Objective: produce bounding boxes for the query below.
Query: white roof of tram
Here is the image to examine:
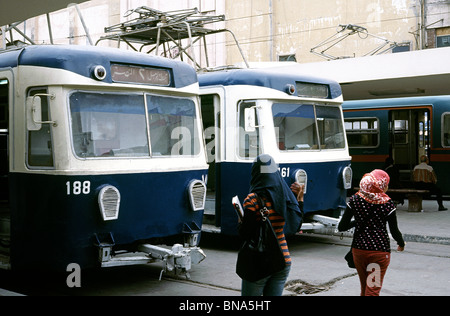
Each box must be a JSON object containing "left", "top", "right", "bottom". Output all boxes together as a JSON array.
[
  {"left": 0, "top": 0, "right": 88, "bottom": 26},
  {"left": 251, "top": 47, "right": 450, "bottom": 101}
]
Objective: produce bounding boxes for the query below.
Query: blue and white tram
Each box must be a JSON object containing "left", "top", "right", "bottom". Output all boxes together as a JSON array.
[
  {"left": 0, "top": 45, "right": 208, "bottom": 272},
  {"left": 198, "top": 68, "right": 352, "bottom": 235}
]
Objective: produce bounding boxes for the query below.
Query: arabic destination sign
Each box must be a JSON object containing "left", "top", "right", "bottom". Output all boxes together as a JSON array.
[{"left": 111, "top": 64, "right": 171, "bottom": 86}]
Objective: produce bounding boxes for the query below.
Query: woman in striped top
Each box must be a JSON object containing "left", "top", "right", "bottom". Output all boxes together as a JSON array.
[{"left": 239, "top": 154, "right": 304, "bottom": 296}]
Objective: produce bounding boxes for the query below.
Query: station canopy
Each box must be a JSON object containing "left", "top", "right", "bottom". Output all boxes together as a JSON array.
[
  {"left": 0, "top": 0, "right": 88, "bottom": 25},
  {"left": 277, "top": 47, "right": 450, "bottom": 101}
]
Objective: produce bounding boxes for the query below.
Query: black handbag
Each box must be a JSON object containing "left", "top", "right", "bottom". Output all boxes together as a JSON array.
[
  {"left": 236, "top": 194, "right": 286, "bottom": 282},
  {"left": 343, "top": 204, "right": 379, "bottom": 269},
  {"left": 344, "top": 249, "right": 355, "bottom": 269}
]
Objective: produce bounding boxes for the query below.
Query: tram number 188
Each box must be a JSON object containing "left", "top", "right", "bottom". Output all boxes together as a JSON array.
[{"left": 66, "top": 181, "right": 91, "bottom": 195}]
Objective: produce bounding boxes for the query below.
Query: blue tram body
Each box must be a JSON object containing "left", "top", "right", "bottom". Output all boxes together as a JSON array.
[
  {"left": 9, "top": 171, "right": 206, "bottom": 271},
  {"left": 198, "top": 68, "right": 352, "bottom": 235},
  {"left": 343, "top": 96, "right": 450, "bottom": 195},
  {"left": 0, "top": 45, "right": 208, "bottom": 271},
  {"left": 215, "top": 161, "right": 350, "bottom": 236}
]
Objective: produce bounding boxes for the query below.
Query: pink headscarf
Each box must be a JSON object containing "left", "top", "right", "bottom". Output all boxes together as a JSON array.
[{"left": 356, "top": 169, "right": 391, "bottom": 204}]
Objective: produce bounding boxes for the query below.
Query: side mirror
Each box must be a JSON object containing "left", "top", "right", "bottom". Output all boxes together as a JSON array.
[
  {"left": 26, "top": 94, "right": 57, "bottom": 131},
  {"left": 244, "top": 107, "right": 256, "bottom": 132},
  {"left": 26, "top": 95, "right": 42, "bottom": 131}
]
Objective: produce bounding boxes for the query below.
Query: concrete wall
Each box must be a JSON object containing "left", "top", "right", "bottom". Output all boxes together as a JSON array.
[
  {"left": 225, "top": 0, "right": 422, "bottom": 64},
  {"left": 3, "top": 0, "right": 450, "bottom": 67}
]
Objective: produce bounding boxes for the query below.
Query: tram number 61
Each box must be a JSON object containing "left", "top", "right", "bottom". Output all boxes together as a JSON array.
[
  {"left": 66, "top": 181, "right": 91, "bottom": 195},
  {"left": 279, "top": 167, "right": 290, "bottom": 178}
]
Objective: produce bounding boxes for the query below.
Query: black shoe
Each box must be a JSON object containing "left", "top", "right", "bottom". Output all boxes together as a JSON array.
[{"left": 438, "top": 206, "right": 448, "bottom": 211}]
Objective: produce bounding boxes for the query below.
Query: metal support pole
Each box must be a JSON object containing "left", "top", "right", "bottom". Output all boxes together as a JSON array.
[
  {"left": 74, "top": 4, "right": 93, "bottom": 45},
  {"left": 46, "top": 13, "right": 54, "bottom": 44},
  {"left": 226, "top": 29, "right": 249, "bottom": 68},
  {"left": 155, "top": 26, "right": 161, "bottom": 56},
  {"left": 1, "top": 26, "right": 5, "bottom": 50},
  {"left": 9, "top": 22, "right": 36, "bottom": 45},
  {"left": 184, "top": 21, "right": 197, "bottom": 69}
]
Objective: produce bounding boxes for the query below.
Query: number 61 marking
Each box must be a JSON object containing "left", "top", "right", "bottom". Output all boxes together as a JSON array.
[{"left": 66, "top": 181, "right": 91, "bottom": 195}]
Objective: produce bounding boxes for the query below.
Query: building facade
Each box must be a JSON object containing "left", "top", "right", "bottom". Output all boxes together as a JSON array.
[
  {"left": 1, "top": 0, "right": 449, "bottom": 67},
  {"left": 225, "top": 0, "right": 450, "bottom": 64}
]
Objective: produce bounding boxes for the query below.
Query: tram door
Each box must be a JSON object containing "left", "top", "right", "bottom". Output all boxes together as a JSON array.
[
  {"left": 0, "top": 78, "right": 9, "bottom": 252},
  {"left": 0, "top": 79, "right": 8, "bottom": 203},
  {"left": 200, "top": 94, "right": 221, "bottom": 224},
  {"left": 389, "top": 108, "right": 430, "bottom": 181}
]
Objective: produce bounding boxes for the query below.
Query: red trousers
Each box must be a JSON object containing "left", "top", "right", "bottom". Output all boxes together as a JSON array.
[{"left": 352, "top": 248, "right": 391, "bottom": 296}]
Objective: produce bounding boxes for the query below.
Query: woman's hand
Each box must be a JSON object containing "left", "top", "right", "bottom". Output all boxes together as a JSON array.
[{"left": 290, "top": 182, "right": 304, "bottom": 202}]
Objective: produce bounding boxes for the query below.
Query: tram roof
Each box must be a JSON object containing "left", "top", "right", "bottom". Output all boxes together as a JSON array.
[
  {"left": 342, "top": 95, "right": 450, "bottom": 115},
  {"left": 0, "top": 1, "right": 88, "bottom": 26},
  {"left": 277, "top": 47, "right": 450, "bottom": 101},
  {"left": 0, "top": 45, "right": 198, "bottom": 88},
  {"left": 198, "top": 68, "right": 342, "bottom": 100}
]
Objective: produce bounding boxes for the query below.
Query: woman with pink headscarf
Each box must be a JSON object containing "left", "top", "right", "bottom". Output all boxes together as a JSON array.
[{"left": 338, "top": 169, "right": 405, "bottom": 296}]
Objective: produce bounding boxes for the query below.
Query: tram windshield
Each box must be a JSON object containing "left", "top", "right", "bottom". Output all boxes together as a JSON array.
[
  {"left": 273, "top": 103, "right": 345, "bottom": 150},
  {"left": 69, "top": 91, "right": 200, "bottom": 158}
]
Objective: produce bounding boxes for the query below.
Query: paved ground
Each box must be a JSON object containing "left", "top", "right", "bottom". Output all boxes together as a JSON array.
[
  {"left": 395, "top": 199, "right": 450, "bottom": 242},
  {"left": 1, "top": 199, "right": 449, "bottom": 296},
  {"left": 290, "top": 199, "right": 450, "bottom": 296}
]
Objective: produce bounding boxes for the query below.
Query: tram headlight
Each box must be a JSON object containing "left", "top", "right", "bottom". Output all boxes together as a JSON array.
[
  {"left": 92, "top": 65, "right": 107, "bottom": 81},
  {"left": 285, "top": 84, "right": 296, "bottom": 95},
  {"left": 188, "top": 180, "right": 207, "bottom": 211},
  {"left": 294, "top": 169, "right": 308, "bottom": 194},
  {"left": 98, "top": 185, "right": 121, "bottom": 221},
  {"left": 342, "top": 166, "right": 353, "bottom": 190}
]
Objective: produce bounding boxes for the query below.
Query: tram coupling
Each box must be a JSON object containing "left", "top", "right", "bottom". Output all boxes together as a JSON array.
[
  {"left": 138, "top": 244, "right": 206, "bottom": 279},
  {"left": 97, "top": 242, "right": 206, "bottom": 278},
  {"left": 300, "top": 214, "right": 344, "bottom": 236},
  {"left": 95, "top": 232, "right": 206, "bottom": 279}
]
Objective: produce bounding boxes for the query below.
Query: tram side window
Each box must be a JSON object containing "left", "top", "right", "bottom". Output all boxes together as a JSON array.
[
  {"left": 393, "top": 119, "right": 409, "bottom": 144},
  {"left": 28, "top": 89, "right": 54, "bottom": 167},
  {"left": 146, "top": 95, "right": 200, "bottom": 156},
  {"left": 70, "top": 92, "right": 149, "bottom": 158},
  {"left": 272, "top": 103, "right": 318, "bottom": 150},
  {"left": 443, "top": 113, "right": 450, "bottom": 147},
  {"left": 238, "top": 102, "right": 260, "bottom": 158},
  {"left": 344, "top": 118, "right": 379, "bottom": 148},
  {"left": 315, "top": 106, "right": 345, "bottom": 149}
]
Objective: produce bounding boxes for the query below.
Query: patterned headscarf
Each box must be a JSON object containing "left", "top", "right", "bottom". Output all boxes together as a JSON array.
[{"left": 356, "top": 169, "right": 391, "bottom": 204}]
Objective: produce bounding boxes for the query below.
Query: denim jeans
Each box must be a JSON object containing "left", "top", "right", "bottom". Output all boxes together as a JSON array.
[{"left": 241, "top": 265, "right": 291, "bottom": 296}]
